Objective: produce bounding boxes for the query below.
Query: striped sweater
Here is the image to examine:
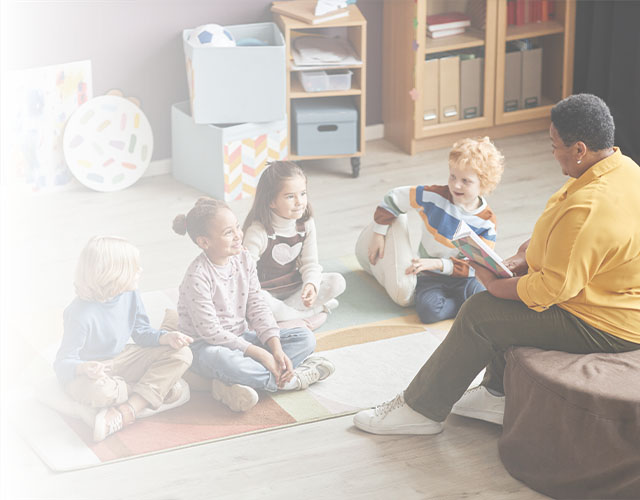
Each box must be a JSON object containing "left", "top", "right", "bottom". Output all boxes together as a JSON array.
[{"left": 373, "top": 185, "right": 498, "bottom": 277}]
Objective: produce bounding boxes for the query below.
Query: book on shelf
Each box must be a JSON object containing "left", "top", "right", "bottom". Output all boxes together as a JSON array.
[
  {"left": 427, "top": 27, "right": 466, "bottom": 39},
  {"left": 271, "top": 1, "right": 349, "bottom": 25},
  {"left": 426, "top": 12, "right": 471, "bottom": 32},
  {"left": 451, "top": 221, "right": 513, "bottom": 278}
]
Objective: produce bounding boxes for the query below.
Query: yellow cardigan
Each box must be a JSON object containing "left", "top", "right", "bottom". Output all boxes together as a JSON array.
[{"left": 517, "top": 149, "right": 640, "bottom": 344}]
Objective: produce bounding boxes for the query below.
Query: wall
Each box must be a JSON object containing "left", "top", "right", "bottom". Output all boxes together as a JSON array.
[{"left": 3, "top": 0, "right": 383, "bottom": 161}]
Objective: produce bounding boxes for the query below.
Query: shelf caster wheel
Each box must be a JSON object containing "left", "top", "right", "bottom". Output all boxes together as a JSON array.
[{"left": 350, "top": 157, "right": 361, "bottom": 178}]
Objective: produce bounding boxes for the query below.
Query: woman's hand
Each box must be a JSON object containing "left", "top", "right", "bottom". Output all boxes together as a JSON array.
[
  {"left": 405, "top": 258, "right": 443, "bottom": 275},
  {"left": 159, "top": 331, "right": 194, "bottom": 349},
  {"left": 301, "top": 283, "right": 317, "bottom": 308},
  {"left": 470, "top": 262, "right": 522, "bottom": 301},
  {"left": 368, "top": 233, "right": 386, "bottom": 265},
  {"left": 469, "top": 262, "right": 499, "bottom": 288},
  {"left": 504, "top": 239, "right": 530, "bottom": 277},
  {"left": 76, "top": 360, "right": 112, "bottom": 380}
]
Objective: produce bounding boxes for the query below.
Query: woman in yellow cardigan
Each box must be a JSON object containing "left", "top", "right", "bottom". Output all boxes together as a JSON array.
[{"left": 354, "top": 93, "right": 640, "bottom": 435}]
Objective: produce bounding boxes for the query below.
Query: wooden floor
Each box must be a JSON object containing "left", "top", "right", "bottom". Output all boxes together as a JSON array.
[{"left": 2, "top": 131, "right": 564, "bottom": 499}]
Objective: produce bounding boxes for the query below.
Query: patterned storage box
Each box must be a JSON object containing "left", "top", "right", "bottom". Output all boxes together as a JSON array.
[{"left": 171, "top": 101, "right": 287, "bottom": 201}]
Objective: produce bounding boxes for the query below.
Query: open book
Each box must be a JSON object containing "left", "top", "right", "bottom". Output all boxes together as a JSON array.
[{"left": 451, "top": 221, "right": 513, "bottom": 278}]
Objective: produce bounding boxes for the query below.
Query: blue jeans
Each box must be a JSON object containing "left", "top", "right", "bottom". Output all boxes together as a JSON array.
[
  {"left": 415, "top": 273, "right": 485, "bottom": 324},
  {"left": 189, "top": 327, "right": 315, "bottom": 392}
]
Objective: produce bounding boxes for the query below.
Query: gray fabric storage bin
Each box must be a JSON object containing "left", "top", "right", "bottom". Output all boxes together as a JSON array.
[
  {"left": 292, "top": 97, "right": 358, "bottom": 156},
  {"left": 183, "top": 22, "right": 286, "bottom": 124}
]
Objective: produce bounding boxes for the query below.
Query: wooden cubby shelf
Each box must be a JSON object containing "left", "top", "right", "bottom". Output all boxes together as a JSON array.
[{"left": 383, "top": 0, "right": 575, "bottom": 155}]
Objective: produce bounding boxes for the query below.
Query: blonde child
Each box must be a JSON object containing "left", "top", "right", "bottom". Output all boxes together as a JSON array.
[
  {"left": 173, "top": 197, "right": 335, "bottom": 413},
  {"left": 242, "top": 161, "right": 346, "bottom": 330},
  {"left": 355, "top": 137, "right": 505, "bottom": 323},
  {"left": 54, "top": 236, "right": 194, "bottom": 442}
]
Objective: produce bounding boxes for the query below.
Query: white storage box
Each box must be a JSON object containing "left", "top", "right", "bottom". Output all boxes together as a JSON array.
[
  {"left": 297, "top": 69, "right": 353, "bottom": 92},
  {"left": 183, "top": 22, "right": 286, "bottom": 124},
  {"left": 171, "top": 101, "right": 288, "bottom": 201},
  {"left": 292, "top": 97, "right": 358, "bottom": 156}
]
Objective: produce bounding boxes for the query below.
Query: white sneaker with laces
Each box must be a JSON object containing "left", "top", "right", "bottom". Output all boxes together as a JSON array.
[
  {"left": 299, "top": 356, "right": 335, "bottom": 381},
  {"left": 353, "top": 393, "right": 444, "bottom": 435},
  {"left": 450, "top": 385, "right": 505, "bottom": 425}
]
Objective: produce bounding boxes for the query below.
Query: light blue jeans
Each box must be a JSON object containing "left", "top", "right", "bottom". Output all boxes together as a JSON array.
[{"left": 189, "top": 327, "right": 315, "bottom": 392}]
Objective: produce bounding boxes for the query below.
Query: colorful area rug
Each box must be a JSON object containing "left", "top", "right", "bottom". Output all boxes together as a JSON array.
[
  {"left": 14, "top": 256, "right": 456, "bottom": 471},
  {"left": 17, "top": 329, "right": 454, "bottom": 472}
]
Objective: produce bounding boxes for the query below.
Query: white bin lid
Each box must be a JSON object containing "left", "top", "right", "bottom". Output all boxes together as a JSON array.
[{"left": 293, "top": 97, "right": 357, "bottom": 124}]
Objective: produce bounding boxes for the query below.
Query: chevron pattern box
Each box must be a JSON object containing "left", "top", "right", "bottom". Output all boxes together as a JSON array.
[{"left": 171, "top": 101, "right": 287, "bottom": 201}]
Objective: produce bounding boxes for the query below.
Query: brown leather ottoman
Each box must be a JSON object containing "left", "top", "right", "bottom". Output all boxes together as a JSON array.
[{"left": 498, "top": 347, "right": 640, "bottom": 499}]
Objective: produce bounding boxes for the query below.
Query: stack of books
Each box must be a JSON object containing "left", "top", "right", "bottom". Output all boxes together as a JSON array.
[
  {"left": 427, "top": 12, "right": 471, "bottom": 39},
  {"left": 507, "top": 0, "right": 555, "bottom": 27},
  {"left": 271, "top": 1, "right": 351, "bottom": 25}
]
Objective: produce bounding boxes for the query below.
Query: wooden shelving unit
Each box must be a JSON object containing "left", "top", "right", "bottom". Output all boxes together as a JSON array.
[
  {"left": 382, "top": 0, "right": 575, "bottom": 155},
  {"left": 273, "top": 4, "right": 367, "bottom": 177}
]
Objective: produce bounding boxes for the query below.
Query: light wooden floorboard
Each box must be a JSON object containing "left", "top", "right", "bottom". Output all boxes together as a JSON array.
[{"left": 1, "top": 131, "right": 563, "bottom": 499}]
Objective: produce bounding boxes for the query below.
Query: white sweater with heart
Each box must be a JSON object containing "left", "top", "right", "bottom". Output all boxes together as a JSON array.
[{"left": 243, "top": 212, "right": 323, "bottom": 292}]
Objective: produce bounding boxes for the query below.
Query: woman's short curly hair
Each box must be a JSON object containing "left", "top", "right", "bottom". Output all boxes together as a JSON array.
[
  {"left": 550, "top": 93, "right": 614, "bottom": 151},
  {"left": 449, "top": 136, "right": 505, "bottom": 194}
]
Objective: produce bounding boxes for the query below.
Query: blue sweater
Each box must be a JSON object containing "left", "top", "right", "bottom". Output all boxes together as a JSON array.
[{"left": 54, "top": 290, "right": 165, "bottom": 384}]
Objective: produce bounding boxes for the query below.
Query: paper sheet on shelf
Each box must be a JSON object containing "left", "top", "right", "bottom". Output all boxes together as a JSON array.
[{"left": 292, "top": 36, "right": 362, "bottom": 67}]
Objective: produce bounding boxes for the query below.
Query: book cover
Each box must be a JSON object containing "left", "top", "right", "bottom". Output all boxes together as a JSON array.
[
  {"left": 427, "top": 27, "right": 466, "bottom": 39},
  {"left": 451, "top": 221, "right": 513, "bottom": 278},
  {"left": 426, "top": 12, "right": 471, "bottom": 32},
  {"left": 271, "top": 1, "right": 349, "bottom": 25}
]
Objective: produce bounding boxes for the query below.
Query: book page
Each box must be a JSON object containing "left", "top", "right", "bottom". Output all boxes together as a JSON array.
[{"left": 451, "top": 221, "right": 513, "bottom": 278}]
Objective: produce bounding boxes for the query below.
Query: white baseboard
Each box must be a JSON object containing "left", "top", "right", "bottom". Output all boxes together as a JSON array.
[
  {"left": 144, "top": 158, "right": 172, "bottom": 177},
  {"left": 144, "top": 123, "right": 385, "bottom": 178},
  {"left": 364, "top": 123, "right": 385, "bottom": 141}
]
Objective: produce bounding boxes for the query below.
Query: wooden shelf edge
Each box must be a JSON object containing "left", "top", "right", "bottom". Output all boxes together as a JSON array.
[
  {"left": 506, "top": 20, "right": 564, "bottom": 41},
  {"left": 289, "top": 151, "right": 363, "bottom": 161}
]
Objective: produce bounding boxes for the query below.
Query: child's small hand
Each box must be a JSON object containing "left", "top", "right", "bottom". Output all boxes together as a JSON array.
[
  {"left": 272, "top": 349, "right": 294, "bottom": 387},
  {"left": 77, "top": 361, "right": 111, "bottom": 380},
  {"left": 301, "top": 283, "right": 317, "bottom": 308},
  {"left": 160, "top": 331, "right": 194, "bottom": 349},
  {"left": 368, "top": 233, "right": 386, "bottom": 265},
  {"left": 405, "top": 258, "right": 443, "bottom": 275}
]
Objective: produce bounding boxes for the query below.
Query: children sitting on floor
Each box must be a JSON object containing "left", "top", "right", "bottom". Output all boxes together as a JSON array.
[
  {"left": 242, "top": 161, "right": 346, "bottom": 331},
  {"left": 53, "top": 236, "right": 194, "bottom": 442},
  {"left": 355, "top": 137, "right": 505, "bottom": 323},
  {"left": 172, "top": 197, "right": 335, "bottom": 413}
]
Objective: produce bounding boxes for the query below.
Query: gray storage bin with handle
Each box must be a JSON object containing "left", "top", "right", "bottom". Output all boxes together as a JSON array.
[{"left": 292, "top": 97, "right": 358, "bottom": 156}]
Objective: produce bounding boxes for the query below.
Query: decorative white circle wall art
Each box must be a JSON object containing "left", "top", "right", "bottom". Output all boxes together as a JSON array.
[{"left": 63, "top": 95, "right": 153, "bottom": 192}]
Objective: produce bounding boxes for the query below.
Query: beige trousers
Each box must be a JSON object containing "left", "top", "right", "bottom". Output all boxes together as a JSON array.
[{"left": 65, "top": 344, "right": 192, "bottom": 409}]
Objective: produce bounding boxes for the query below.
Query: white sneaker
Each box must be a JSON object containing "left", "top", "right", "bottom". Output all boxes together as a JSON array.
[
  {"left": 299, "top": 356, "right": 335, "bottom": 381},
  {"left": 136, "top": 378, "right": 191, "bottom": 419},
  {"left": 451, "top": 385, "right": 505, "bottom": 425},
  {"left": 322, "top": 299, "right": 339, "bottom": 313},
  {"left": 353, "top": 393, "right": 444, "bottom": 435},
  {"left": 211, "top": 379, "right": 259, "bottom": 412}
]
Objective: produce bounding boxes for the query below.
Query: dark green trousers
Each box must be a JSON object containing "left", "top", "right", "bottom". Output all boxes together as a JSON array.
[{"left": 404, "top": 291, "right": 640, "bottom": 422}]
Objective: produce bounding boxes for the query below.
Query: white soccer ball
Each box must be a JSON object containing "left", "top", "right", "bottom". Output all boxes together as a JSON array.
[{"left": 188, "top": 24, "right": 235, "bottom": 47}]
